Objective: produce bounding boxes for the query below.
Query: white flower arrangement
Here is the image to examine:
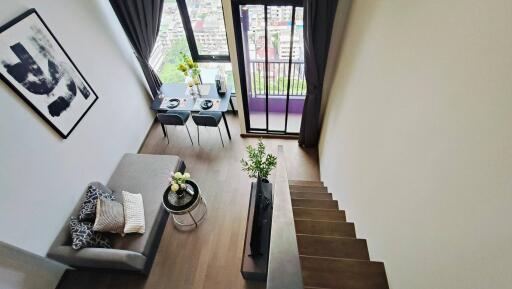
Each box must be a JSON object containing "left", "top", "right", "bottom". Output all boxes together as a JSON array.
[{"left": 169, "top": 171, "right": 191, "bottom": 192}]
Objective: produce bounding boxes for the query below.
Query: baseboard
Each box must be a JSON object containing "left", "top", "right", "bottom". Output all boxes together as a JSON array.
[
  {"left": 240, "top": 133, "right": 299, "bottom": 140},
  {"left": 138, "top": 117, "right": 157, "bottom": 153}
]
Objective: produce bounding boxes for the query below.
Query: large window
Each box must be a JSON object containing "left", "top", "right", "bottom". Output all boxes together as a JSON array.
[
  {"left": 150, "top": 0, "right": 191, "bottom": 83},
  {"left": 150, "top": 0, "right": 234, "bottom": 91},
  {"left": 178, "top": 0, "right": 230, "bottom": 61}
]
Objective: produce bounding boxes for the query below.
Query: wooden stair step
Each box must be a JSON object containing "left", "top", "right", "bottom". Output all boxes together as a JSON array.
[
  {"left": 292, "top": 199, "right": 338, "bottom": 210},
  {"left": 295, "top": 220, "right": 356, "bottom": 238},
  {"left": 289, "top": 180, "right": 324, "bottom": 187},
  {"left": 300, "top": 256, "right": 389, "bottom": 289},
  {"left": 291, "top": 192, "right": 333, "bottom": 200},
  {"left": 289, "top": 185, "right": 329, "bottom": 193},
  {"left": 293, "top": 208, "right": 346, "bottom": 222},
  {"left": 297, "top": 234, "right": 369, "bottom": 260}
]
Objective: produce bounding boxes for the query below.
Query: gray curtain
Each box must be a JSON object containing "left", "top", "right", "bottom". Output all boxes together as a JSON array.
[
  {"left": 299, "top": 0, "right": 339, "bottom": 147},
  {"left": 110, "top": 0, "right": 164, "bottom": 99}
]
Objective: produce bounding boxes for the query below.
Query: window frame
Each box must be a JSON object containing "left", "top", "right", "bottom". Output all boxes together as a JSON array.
[{"left": 176, "top": 0, "right": 231, "bottom": 62}]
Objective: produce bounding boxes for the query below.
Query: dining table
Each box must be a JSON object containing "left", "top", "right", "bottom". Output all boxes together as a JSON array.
[{"left": 151, "top": 83, "right": 232, "bottom": 140}]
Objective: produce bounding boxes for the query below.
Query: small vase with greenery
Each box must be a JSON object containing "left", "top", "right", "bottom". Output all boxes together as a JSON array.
[
  {"left": 240, "top": 139, "right": 277, "bottom": 183},
  {"left": 169, "top": 171, "right": 192, "bottom": 198},
  {"left": 177, "top": 52, "right": 201, "bottom": 96}
]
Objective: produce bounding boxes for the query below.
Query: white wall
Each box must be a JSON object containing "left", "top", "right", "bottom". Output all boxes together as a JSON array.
[
  {"left": 320, "top": 0, "right": 352, "bottom": 121},
  {"left": 319, "top": 1, "right": 512, "bottom": 289},
  {"left": 0, "top": 0, "right": 154, "bottom": 256}
]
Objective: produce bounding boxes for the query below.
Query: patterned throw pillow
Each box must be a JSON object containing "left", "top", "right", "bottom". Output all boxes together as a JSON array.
[
  {"left": 69, "top": 217, "right": 111, "bottom": 250},
  {"left": 78, "top": 183, "right": 115, "bottom": 221},
  {"left": 93, "top": 198, "right": 125, "bottom": 234}
]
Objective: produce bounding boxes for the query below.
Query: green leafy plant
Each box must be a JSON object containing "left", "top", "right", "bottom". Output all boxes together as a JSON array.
[{"left": 240, "top": 140, "right": 277, "bottom": 180}]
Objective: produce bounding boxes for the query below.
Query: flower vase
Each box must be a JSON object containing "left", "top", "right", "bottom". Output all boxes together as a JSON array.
[
  {"left": 187, "top": 86, "right": 198, "bottom": 99},
  {"left": 196, "top": 84, "right": 201, "bottom": 97},
  {"left": 185, "top": 76, "right": 196, "bottom": 97},
  {"left": 188, "top": 86, "right": 198, "bottom": 97}
]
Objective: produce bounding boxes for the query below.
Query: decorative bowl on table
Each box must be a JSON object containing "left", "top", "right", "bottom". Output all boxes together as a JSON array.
[
  {"left": 200, "top": 99, "right": 213, "bottom": 110},
  {"left": 167, "top": 98, "right": 180, "bottom": 109}
]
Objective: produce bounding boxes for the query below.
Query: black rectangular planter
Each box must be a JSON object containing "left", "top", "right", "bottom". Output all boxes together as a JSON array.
[{"left": 241, "top": 181, "right": 273, "bottom": 281}]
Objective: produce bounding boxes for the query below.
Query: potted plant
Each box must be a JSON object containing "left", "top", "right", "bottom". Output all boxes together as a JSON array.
[
  {"left": 240, "top": 139, "right": 276, "bottom": 259},
  {"left": 177, "top": 52, "right": 201, "bottom": 96},
  {"left": 169, "top": 171, "right": 193, "bottom": 198},
  {"left": 240, "top": 139, "right": 277, "bottom": 183}
]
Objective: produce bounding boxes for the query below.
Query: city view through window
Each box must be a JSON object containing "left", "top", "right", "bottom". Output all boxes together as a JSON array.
[
  {"left": 236, "top": 5, "right": 306, "bottom": 133},
  {"left": 241, "top": 5, "right": 306, "bottom": 98},
  {"left": 150, "top": 0, "right": 306, "bottom": 100},
  {"left": 149, "top": 0, "right": 234, "bottom": 89}
]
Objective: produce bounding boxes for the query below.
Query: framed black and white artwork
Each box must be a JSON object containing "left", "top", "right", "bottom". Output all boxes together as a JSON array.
[{"left": 0, "top": 9, "right": 98, "bottom": 139}]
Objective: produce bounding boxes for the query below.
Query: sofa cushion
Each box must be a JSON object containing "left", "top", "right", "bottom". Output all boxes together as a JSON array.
[
  {"left": 93, "top": 198, "right": 125, "bottom": 234},
  {"left": 107, "top": 154, "right": 181, "bottom": 255},
  {"left": 78, "top": 183, "right": 115, "bottom": 221},
  {"left": 122, "top": 191, "right": 145, "bottom": 234},
  {"left": 70, "top": 217, "right": 111, "bottom": 250}
]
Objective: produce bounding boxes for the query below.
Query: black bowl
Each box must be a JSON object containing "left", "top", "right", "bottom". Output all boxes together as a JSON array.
[
  {"left": 167, "top": 98, "right": 180, "bottom": 109},
  {"left": 201, "top": 99, "right": 213, "bottom": 110}
]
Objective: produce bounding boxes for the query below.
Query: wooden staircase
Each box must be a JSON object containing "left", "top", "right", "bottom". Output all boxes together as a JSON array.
[{"left": 289, "top": 180, "right": 389, "bottom": 289}]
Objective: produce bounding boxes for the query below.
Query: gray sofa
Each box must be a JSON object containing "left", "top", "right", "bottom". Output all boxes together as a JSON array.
[{"left": 47, "top": 153, "right": 185, "bottom": 274}]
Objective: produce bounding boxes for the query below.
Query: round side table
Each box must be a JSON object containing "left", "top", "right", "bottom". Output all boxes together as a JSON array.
[{"left": 162, "top": 180, "right": 207, "bottom": 231}]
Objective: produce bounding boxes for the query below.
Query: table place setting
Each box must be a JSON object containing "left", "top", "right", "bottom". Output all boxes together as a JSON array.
[
  {"left": 160, "top": 97, "right": 189, "bottom": 109},
  {"left": 159, "top": 96, "right": 220, "bottom": 111},
  {"left": 193, "top": 98, "right": 220, "bottom": 111}
]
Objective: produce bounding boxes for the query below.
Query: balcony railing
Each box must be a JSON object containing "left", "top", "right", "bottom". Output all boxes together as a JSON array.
[{"left": 249, "top": 60, "right": 306, "bottom": 98}]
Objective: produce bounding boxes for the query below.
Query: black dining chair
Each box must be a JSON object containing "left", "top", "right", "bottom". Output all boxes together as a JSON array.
[
  {"left": 157, "top": 111, "right": 193, "bottom": 145},
  {"left": 191, "top": 111, "right": 224, "bottom": 147}
]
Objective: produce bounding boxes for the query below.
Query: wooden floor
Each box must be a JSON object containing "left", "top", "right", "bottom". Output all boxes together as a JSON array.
[{"left": 57, "top": 113, "right": 319, "bottom": 289}]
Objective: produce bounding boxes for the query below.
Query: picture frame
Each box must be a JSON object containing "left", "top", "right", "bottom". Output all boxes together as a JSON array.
[{"left": 0, "top": 8, "right": 98, "bottom": 139}]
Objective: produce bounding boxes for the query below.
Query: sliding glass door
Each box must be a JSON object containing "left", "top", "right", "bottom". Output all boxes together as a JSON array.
[{"left": 233, "top": 0, "right": 305, "bottom": 135}]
